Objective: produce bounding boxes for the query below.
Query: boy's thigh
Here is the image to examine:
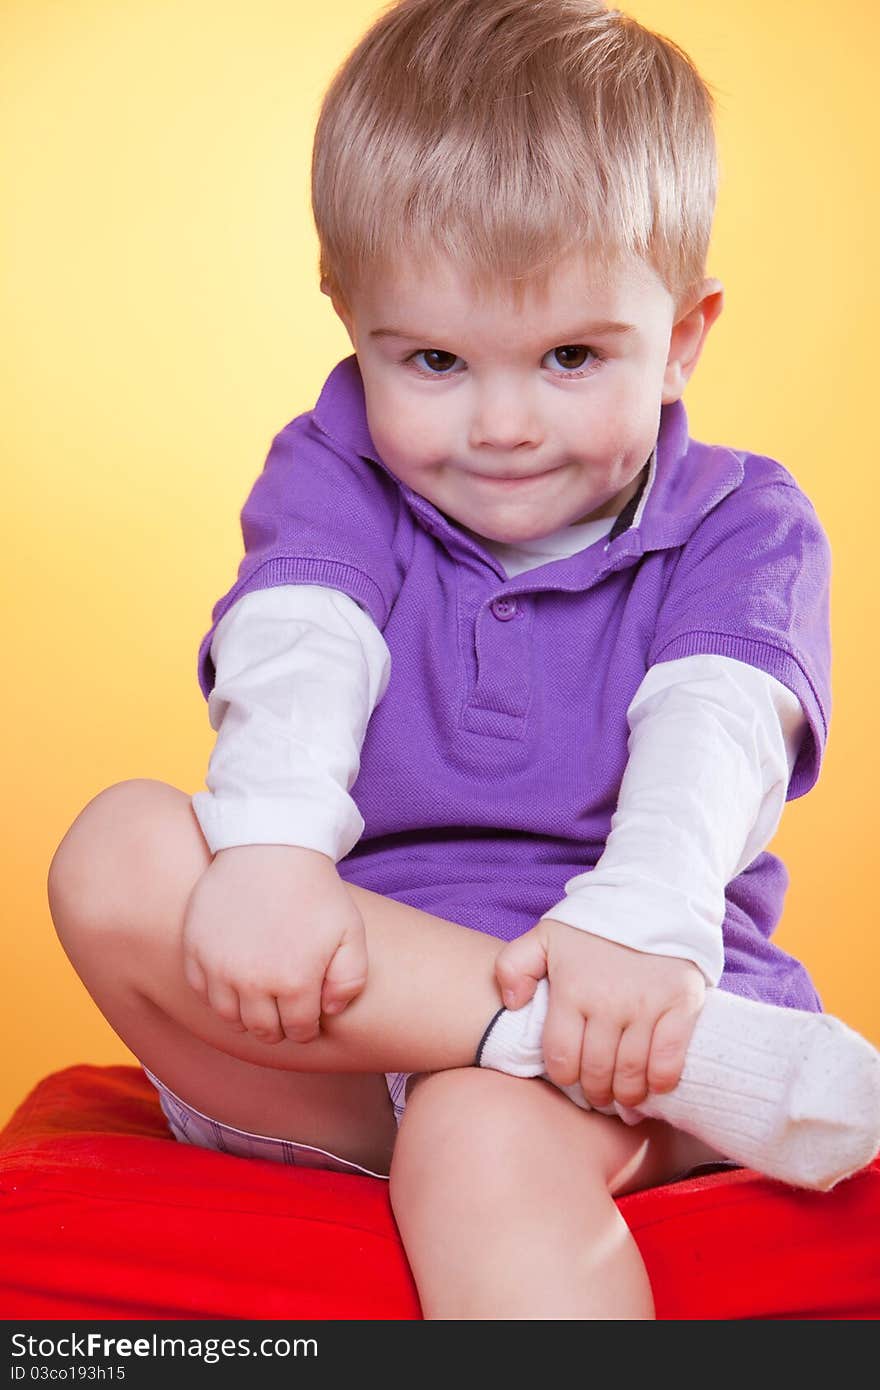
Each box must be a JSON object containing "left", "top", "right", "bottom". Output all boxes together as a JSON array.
[
  {"left": 48, "top": 778, "right": 398, "bottom": 1172},
  {"left": 142, "top": 1064, "right": 397, "bottom": 1178},
  {"left": 139, "top": 1044, "right": 398, "bottom": 1176}
]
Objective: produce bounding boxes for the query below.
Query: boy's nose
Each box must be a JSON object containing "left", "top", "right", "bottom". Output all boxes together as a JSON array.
[{"left": 468, "top": 390, "right": 542, "bottom": 453}]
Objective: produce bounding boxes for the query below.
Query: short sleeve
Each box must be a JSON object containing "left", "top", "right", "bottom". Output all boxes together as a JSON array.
[
  {"left": 197, "top": 413, "right": 410, "bottom": 700},
  {"left": 647, "top": 478, "right": 832, "bottom": 800}
]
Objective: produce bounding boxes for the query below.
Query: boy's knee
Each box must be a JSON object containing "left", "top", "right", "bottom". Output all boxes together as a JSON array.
[
  {"left": 47, "top": 779, "right": 187, "bottom": 932},
  {"left": 391, "top": 1067, "right": 543, "bottom": 1192},
  {"left": 390, "top": 1068, "right": 640, "bottom": 1209}
]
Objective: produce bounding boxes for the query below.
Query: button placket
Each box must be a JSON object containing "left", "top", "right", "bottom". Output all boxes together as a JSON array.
[{"left": 458, "top": 592, "right": 533, "bottom": 739}]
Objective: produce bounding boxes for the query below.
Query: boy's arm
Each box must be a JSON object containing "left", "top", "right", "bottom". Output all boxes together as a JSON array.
[
  {"left": 191, "top": 584, "right": 390, "bottom": 861},
  {"left": 538, "top": 652, "right": 806, "bottom": 986},
  {"left": 184, "top": 584, "right": 388, "bottom": 1040},
  {"left": 495, "top": 654, "right": 806, "bottom": 1107}
]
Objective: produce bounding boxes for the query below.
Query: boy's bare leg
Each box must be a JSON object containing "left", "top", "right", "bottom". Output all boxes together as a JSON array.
[
  {"left": 47, "top": 779, "right": 519, "bottom": 1171},
  {"left": 49, "top": 773, "right": 713, "bottom": 1319},
  {"left": 391, "top": 1065, "right": 703, "bottom": 1319}
]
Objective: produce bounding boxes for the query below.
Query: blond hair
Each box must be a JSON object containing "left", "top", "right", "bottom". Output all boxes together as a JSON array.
[{"left": 311, "top": 0, "right": 718, "bottom": 313}]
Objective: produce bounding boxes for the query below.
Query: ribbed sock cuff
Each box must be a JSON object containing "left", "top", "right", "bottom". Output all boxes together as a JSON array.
[{"left": 476, "top": 978, "right": 549, "bottom": 1077}]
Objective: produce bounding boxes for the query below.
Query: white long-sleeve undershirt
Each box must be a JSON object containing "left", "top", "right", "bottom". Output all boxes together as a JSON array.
[{"left": 191, "top": 580, "right": 806, "bottom": 989}]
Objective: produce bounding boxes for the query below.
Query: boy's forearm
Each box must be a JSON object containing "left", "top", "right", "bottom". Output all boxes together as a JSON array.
[{"left": 180, "top": 870, "right": 505, "bottom": 1076}]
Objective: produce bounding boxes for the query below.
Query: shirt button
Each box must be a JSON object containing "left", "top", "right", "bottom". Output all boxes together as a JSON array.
[{"left": 490, "top": 597, "right": 518, "bottom": 621}]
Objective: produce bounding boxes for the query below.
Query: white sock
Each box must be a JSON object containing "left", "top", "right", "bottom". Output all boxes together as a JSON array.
[{"left": 475, "top": 980, "right": 880, "bottom": 1191}]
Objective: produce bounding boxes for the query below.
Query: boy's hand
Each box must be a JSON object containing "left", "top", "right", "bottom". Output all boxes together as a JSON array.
[
  {"left": 494, "top": 919, "right": 705, "bottom": 1109},
  {"left": 181, "top": 844, "right": 367, "bottom": 1046}
]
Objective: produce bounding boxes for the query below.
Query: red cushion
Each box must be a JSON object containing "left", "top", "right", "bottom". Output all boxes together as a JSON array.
[{"left": 1, "top": 1065, "right": 878, "bottom": 1320}]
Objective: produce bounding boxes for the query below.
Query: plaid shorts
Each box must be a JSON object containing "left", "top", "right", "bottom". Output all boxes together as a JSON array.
[{"left": 142, "top": 1065, "right": 413, "bottom": 1181}]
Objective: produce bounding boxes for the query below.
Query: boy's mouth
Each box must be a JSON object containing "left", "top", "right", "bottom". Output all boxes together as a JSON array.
[{"left": 470, "top": 465, "right": 561, "bottom": 485}]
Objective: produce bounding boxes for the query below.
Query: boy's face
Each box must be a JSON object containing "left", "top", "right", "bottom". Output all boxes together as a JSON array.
[{"left": 330, "top": 249, "right": 721, "bottom": 543}]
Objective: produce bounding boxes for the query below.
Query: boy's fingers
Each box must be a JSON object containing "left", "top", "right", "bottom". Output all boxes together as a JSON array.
[
  {"left": 205, "top": 978, "right": 247, "bottom": 1032},
  {"left": 321, "top": 937, "right": 369, "bottom": 1016},
  {"left": 611, "top": 1020, "right": 655, "bottom": 1107},
  {"left": 541, "top": 998, "right": 587, "bottom": 1088},
  {"left": 646, "top": 1007, "right": 695, "bottom": 1093},
  {"left": 578, "top": 1018, "right": 623, "bottom": 1109},
  {"left": 239, "top": 989, "right": 294, "bottom": 1045},
  {"left": 275, "top": 989, "right": 323, "bottom": 1044},
  {"left": 183, "top": 954, "right": 209, "bottom": 1000},
  {"left": 494, "top": 928, "right": 547, "bottom": 1009}
]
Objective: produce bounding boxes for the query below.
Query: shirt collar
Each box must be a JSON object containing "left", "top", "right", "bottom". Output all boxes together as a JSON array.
[{"left": 313, "top": 353, "right": 745, "bottom": 556}]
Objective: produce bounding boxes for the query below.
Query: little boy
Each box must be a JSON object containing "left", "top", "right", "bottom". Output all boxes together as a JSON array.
[{"left": 50, "top": 0, "right": 880, "bottom": 1319}]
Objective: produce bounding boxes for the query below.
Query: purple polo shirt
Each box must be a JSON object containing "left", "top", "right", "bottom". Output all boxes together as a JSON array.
[{"left": 198, "top": 354, "right": 832, "bottom": 1010}]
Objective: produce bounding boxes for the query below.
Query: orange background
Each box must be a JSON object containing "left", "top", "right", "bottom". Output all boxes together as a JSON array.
[{"left": 3, "top": 0, "right": 878, "bottom": 1126}]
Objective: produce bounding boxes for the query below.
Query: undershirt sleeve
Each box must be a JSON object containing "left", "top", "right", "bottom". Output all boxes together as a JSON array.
[{"left": 191, "top": 584, "right": 390, "bottom": 861}]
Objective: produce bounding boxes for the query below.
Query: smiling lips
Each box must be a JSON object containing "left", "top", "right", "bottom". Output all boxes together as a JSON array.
[{"left": 471, "top": 466, "right": 560, "bottom": 485}]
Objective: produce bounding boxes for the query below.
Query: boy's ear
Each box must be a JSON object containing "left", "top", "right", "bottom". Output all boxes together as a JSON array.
[
  {"left": 661, "top": 278, "right": 724, "bottom": 404},
  {"left": 322, "top": 279, "right": 356, "bottom": 346}
]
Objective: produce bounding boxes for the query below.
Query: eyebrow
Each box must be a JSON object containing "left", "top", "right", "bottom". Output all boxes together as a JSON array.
[{"left": 369, "top": 321, "right": 638, "bottom": 342}]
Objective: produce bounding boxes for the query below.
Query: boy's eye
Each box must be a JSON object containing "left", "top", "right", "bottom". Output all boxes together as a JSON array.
[
  {"left": 411, "top": 349, "right": 459, "bottom": 374},
  {"left": 550, "top": 345, "right": 593, "bottom": 372},
  {"left": 404, "top": 345, "right": 601, "bottom": 378}
]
